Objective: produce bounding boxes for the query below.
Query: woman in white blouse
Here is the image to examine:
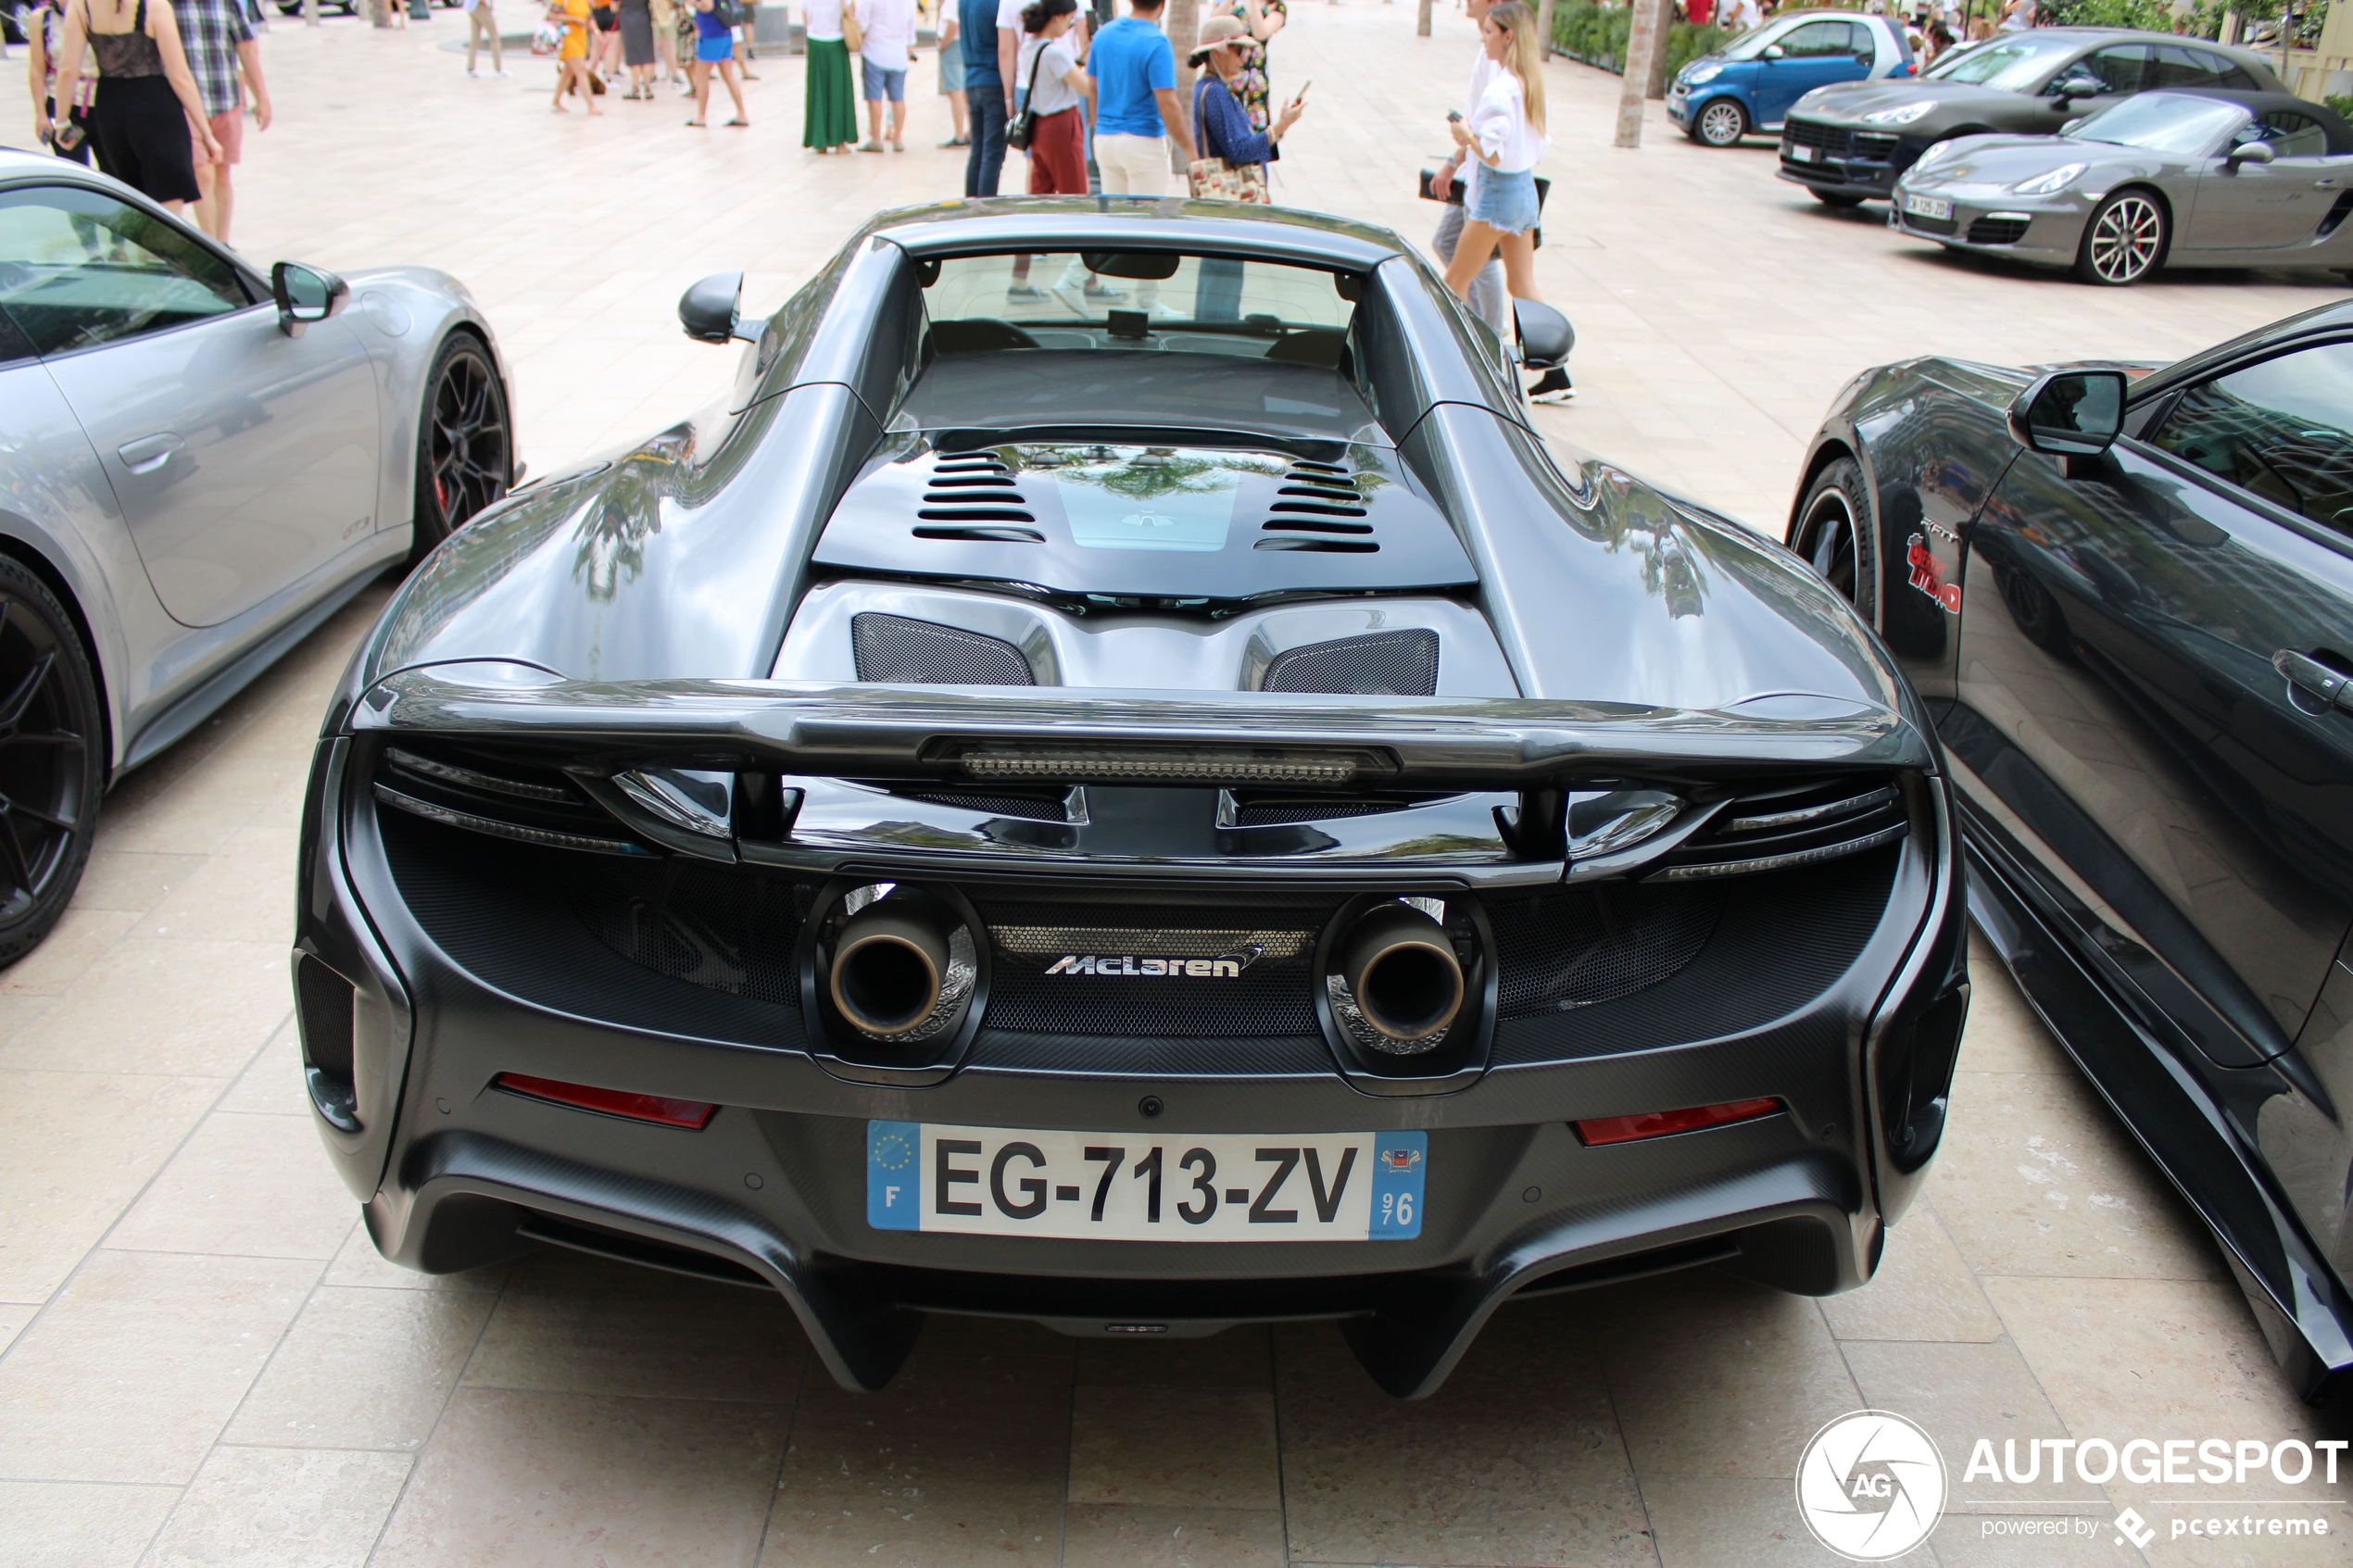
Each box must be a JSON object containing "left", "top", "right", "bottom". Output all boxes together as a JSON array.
[{"left": 1442, "top": 0, "right": 1548, "bottom": 306}]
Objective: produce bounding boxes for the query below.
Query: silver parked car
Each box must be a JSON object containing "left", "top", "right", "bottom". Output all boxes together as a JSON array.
[
  {"left": 0, "top": 150, "right": 513, "bottom": 962},
  {"left": 1888, "top": 88, "right": 2353, "bottom": 284}
]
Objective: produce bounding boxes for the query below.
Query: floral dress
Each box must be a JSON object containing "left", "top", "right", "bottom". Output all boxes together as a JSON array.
[{"left": 1214, "top": 0, "right": 1286, "bottom": 132}]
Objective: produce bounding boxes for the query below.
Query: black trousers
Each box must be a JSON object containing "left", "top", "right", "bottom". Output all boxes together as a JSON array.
[{"left": 964, "top": 88, "right": 1008, "bottom": 198}]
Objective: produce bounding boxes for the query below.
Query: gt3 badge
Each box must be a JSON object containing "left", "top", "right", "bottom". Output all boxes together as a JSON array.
[{"left": 1906, "top": 533, "right": 1962, "bottom": 614}]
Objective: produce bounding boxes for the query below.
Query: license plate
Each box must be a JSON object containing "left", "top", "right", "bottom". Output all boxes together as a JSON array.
[
  {"left": 866, "top": 1121, "right": 1426, "bottom": 1241},
  {"left": 1904, "top": 193, "right": 1952, "bottom": 220},
  {"left": 1787, "top": 144, "right": 1818, "bottom": 162}
]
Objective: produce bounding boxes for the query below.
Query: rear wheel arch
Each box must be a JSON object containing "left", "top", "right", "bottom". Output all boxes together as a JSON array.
[{"left": 1793, "top": 447, "right": 1881, "bottom": 626}]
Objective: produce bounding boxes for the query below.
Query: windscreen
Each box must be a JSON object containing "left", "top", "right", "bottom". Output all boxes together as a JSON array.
[
  {"left": 1719, "top": 17, "right": 1795, "bottom": 60},
  {"left": 922, "top": 251, "right": 1356, "bottom": 359},
  {"left": 1922, "top": 32, "right": 2075, "bottom": 90},
  {"left": 2067, "top": 94, "right": 2246, "bottom": 153}
]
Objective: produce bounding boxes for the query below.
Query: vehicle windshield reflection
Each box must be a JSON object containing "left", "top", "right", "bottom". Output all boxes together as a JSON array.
[
  {"left": 1921, "top": 32, "right": 2073, "bottom": 90},
  {"left": 2066, "top": 94, "right": 2246, "bottom": 153}
]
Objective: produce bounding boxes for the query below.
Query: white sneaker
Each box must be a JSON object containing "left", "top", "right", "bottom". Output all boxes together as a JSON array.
[
  {"left": 467, "top": 68, "right": 480, "bottom": 76},
  {"left": 1049, "top": 279, "right": 1091, "bottom": 317},
  {"left": 494, "top": 68, "right": 510, "bottom": 77}
]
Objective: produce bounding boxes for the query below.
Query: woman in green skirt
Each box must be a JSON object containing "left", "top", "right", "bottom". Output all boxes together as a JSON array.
[{"left": 803, "top": 0, "right": 860, "bottom": 150}]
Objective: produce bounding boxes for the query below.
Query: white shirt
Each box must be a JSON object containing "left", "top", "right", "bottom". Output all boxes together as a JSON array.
[
  {"left": 805, "top": 0, "right": 843, "bottom": 42},
  {"left": 860, "top": 0, "right": 917, "bottom": 67},
  {"left": 1461, "top": 48, "right": 1496, "bottom": 200},
  {"left": 1468, "top": 71, "right": 1545, "bottom": 173},
  {"left": 1018, "top": 32, "right": 1083, "bottom": 115}
]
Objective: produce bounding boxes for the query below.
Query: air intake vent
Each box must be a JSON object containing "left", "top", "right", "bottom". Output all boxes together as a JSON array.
[
  {"left": 850, "top": 612, "right": 1036, "bottom": 685},
  {"left": 918, "top": 454, "right": 1036, "bottom": 529},
  {"left": 374, "top": 741, "right": 647, "bottom": 856},
  {"left": 1262, "top": 630, "right": 1438, "bottom": 696},
  {"left": 1651, "top": 777, "right": 1906, "bottom": 881},
  {"left": 1256, "top": 463, "right": 1378, "bottom": 554}
]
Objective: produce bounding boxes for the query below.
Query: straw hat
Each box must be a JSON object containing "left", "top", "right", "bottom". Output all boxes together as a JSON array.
[{"left": 1187, "top": 14, "right": 1249, "bottom": 67}]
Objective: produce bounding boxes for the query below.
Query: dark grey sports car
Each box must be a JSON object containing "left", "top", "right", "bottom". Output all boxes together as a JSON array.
[
  {"left": 296, "top": 200, "right": 1967, "bottom": 1397},
  {"left": 1790, "top": 300, "right": 2353, "bottom": 1403},
  {"left": 1778, "top": 26, "right": 2282, "bottom": 206}
]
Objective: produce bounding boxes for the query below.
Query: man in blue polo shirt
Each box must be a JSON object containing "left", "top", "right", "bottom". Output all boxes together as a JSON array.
[
  {"left": 1088, "top": 0, "right": 1191, "bottom": 198},
  {"left": 961, "top": 0, "right": 1026, "bottom": 195}
]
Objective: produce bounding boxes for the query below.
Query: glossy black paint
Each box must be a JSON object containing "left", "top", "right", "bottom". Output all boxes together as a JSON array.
[{"left": 1793, "top": 296, "right": 2353, "bottom": 1402}]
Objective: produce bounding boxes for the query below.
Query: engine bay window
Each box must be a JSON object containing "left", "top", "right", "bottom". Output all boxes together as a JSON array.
[{"left": 920, "top": 250, "right": 1358, "bottom": 366}]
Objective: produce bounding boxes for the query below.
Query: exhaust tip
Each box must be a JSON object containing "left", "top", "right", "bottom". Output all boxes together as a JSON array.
[
  {"left": 1333, "top": 902, "right": 1466, "bottom": 1053},
  {"left": 827, "top": 893, "right": 975, "bottom": 1044}
]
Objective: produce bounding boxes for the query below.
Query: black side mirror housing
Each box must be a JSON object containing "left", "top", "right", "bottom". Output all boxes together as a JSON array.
[
  {"left": 271, "top": 261, "right": 348, "bottom": 338},
  {"left": 680, "top": 270, "right": 761, "bottom": 345},
  {"left": 2007, "top": 369, "right": 2125, "bottom": 478},
  {"left": 1514, "top": 299, "right": 1574, "bottom": 371}
]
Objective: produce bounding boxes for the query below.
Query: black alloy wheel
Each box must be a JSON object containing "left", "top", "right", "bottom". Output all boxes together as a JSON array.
[
  {"left": 410, "top": 332, "right": 511, "bottom": 566},
  {"left": 1795, "top": 457, "right": 1879, "bottom": 623},
  {"left": 1695, "top": 98, "right": 1749, "bottom": 147},
  {"left": 2075, "top": 189, "right": 2167, "bottom": 286},
  {"left": 0, "top": 558, "right": 102, "bottom": 968}
]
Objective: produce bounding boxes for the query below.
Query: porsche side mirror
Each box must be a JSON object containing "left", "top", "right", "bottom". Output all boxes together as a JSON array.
[
  {"left": 680, "top": 270, "right": 760, "bottom": 345},
  {"left": 2227, "top": 139, "right": 2277, "bottom": 167},
  {"left": 1514, "top": 298, "right": 1574, "bottom": 371},
  {"left": 1761, "top": 43, "right": 1784, "bottom": 59},
  {"left": 2049, "top": 72, "right": 2101, "bottom": 104},
  {"left": 2007, "top": 369, "right": 2125, "bottom": 477},
  {"left": 271, "top": 261, "right": 347, "bottom": 339}
]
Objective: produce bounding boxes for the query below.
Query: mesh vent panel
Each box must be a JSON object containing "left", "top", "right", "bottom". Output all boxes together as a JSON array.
[
  {"left": 851, "top": 613, "right": 1035, "bottom": 686},
  {"left": 567, "top": 857, "right": 809, "bottom": 1004},
  {"left": 886, "top": 787, "right": 1070, "bottom": 822},
  {"left": 1262, "top": 631, "right": 1439, "bottom": 696},
  {"left": 1490, "top": 884, "right": 1723, "bottom": 1016}
]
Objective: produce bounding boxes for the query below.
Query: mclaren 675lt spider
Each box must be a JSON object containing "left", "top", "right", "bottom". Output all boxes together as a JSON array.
[{"left": 294, "top": 200, "right": 1968, "bottom": 1398}]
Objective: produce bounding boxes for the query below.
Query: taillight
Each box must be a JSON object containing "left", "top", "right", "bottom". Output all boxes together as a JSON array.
[
  {"left": 495, "top": 1073, "right": 718, "bottom": 1129},
  {"left": 1575, "top": 1098, "right": 1781, "bottom": 1146}
]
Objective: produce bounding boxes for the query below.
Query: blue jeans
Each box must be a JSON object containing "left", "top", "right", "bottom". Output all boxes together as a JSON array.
[{"left": 965, "top": 86, "right": 1008, "bottom": 197}]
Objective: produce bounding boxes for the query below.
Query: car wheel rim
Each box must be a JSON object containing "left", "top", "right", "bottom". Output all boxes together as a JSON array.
[
  {"left": 0, "top": 592, "right": 86, "bottom": 928},
  {"left": 2089, "top": 196, "right": 2160, "bottom": 283},
  {"left": 429, "top": 348, "right": 508, "bottom": 534},
  {"left": 1805, "top": 489, "right": 1861, "bottom": 604},
  {"left": 1701, "top": 104, "right": 1742, "bottom": 144}
]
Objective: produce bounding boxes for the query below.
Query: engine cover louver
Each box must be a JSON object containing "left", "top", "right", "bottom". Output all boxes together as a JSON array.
[
  {"left": 1262, "top": 630, "right": 1439, "bottom": 696},
  {"left": 1649, "top": 778, "right": 1906, "bottom": 881},
  {"left": 850, "top": 612, "right": 1036, "bottom": 686},
  {"left": 1258, "top": 459, "right": 1378, "bottom": 555},
  {"left": 374, "top": 742, "right": 647, "bottom": 856},
  {"left": 915, "top": 454, "right": 1040, "bottom": 540}
]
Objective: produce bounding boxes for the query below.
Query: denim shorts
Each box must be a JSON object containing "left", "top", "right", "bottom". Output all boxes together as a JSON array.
[
  {"left": 862, "top": 58, "right": 907, "bottom": 101},
  {"left": 1468, "top": 166, "right": 1539, "bottom": 235}
]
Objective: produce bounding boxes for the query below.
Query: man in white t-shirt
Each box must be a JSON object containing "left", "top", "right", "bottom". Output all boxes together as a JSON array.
[
  {"left": 858, "top": 0, "right": 921, "bottom": 150},
  {"left": 1429, "top": 0, "right": 1506, "bottom": 335}
]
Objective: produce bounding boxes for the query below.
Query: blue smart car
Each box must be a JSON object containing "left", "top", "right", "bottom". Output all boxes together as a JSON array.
[{"left": 1669, "top": 10, "right": 1916, "bottom": 147}]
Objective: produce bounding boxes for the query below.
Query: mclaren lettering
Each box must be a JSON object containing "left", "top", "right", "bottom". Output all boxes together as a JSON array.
[{"left": 1045, "top": 955, "right": 1243, "bottom": 978}]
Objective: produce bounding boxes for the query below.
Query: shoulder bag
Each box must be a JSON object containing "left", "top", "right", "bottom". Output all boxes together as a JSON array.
[
  {"left": 841, "top": 0, "right": 862, "bottom": 51},
  {"left": 1185, "top": 79, "right": 1268, "bottom": 203},
  {"left": 1005, "top": 37, "right": 1049, "bottom": 151}
]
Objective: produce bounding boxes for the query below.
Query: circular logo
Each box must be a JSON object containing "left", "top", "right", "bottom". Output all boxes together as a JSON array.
[{"left": 1794, "top": 1410, "right": 1946, "bottom": 1562}]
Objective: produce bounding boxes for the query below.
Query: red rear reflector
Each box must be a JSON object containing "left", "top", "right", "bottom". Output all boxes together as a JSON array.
[
  {"left": 1575, "top": 1098, "right": 1781, "bottom": 1147},
  {"left": 495, "top": 1073, "right": 718, "bottom": 1129}
]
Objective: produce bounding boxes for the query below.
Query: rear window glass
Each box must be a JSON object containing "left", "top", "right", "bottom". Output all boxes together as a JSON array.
[{"left": 922, "top": 251, "right": 1356, "bottom": 361}]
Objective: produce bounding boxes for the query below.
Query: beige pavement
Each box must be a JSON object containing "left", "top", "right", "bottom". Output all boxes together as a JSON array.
[{"left": 2, "top": 5, "right": 2351, "bottom": 1564}]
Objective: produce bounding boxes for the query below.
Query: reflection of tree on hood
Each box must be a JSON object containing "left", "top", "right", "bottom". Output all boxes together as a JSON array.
[{"left": 1038, "top": 446, "right": 1282, "bottom": 501}]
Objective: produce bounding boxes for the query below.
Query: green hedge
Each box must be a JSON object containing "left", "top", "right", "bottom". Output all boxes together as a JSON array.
[{"left": 1550, "top": 3, "right": 1732, "bottom": 82}]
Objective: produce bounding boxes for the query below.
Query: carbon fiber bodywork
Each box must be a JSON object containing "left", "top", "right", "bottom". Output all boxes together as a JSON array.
[{"left": 298, "top": 200, "right": 1969, "bottom": 1395}]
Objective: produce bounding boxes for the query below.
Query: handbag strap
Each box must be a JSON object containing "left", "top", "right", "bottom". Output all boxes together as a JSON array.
[
  {"left": 1192, "top": 77, "right": 1212, "bottom": 160},
  {"left": 1022, "top": 31, "right": 1049, "bottom": 99}
]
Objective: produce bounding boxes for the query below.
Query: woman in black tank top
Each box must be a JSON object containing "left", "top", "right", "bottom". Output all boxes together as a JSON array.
[{"left": 52, "top": 0, "right": 220, "bottom": 211}]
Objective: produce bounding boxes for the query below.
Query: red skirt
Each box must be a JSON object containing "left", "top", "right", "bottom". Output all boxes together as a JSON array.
[{"left": 1026, "top": 107, "right": 1087, "bottom": 195}]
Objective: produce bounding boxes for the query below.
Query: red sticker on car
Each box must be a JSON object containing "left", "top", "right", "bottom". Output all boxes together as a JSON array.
[{"left": 1906, "top": 533, "right": 1961, "bottom": 614}]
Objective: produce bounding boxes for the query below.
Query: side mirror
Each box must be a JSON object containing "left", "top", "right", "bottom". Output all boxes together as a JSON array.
[
  {"left": 1514, "top": 298, "right": 1574, "bottom": 371},
  {"left": 2049, "top": 72, "right": 2101, "bottom": 104},
  {"left": 2007, "top": 369, "right": 2125, "bottom": 476},
  {"left": 271, "top": 261, "right": 348, "bottom": 338},
  {"left": 680, "top": 270, "right": 761, "bottom": 345},
  {"left": 2227, "top": 139, "right": 2277, "bottom": 167},
  {"left": 1762, "top": 43, "right": 1784, "bottom": 59}
]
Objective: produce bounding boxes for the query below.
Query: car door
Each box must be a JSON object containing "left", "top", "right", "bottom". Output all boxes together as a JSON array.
[
  {"left": 2183, "top": 110, "right": 2353, "bottom": 255},
  {"left": 0, "top": 182, "right": 380, "bottom": 630},
  {"left": 1952, "top": 339, "right": 2353, "bottom": 1075},
  {"left": 1753, "top": 20, "right": 1862, "bottom": 126}
]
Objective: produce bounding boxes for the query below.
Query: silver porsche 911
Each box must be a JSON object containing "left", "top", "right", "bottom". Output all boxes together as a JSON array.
[
  {"left": 1887, "top": 87, "right": 2353, "bottom": 284},
  {"left": 0, "top": 150, "right": 514, "bottom": 963}
]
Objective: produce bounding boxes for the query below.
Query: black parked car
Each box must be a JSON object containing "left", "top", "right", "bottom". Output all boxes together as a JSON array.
[
  {"left": 1790, "top": 302, "right": 2353, "bottom": 1403},
  {"left": 292, "top": 200, "right": 1970, "bottom": 1399},
  {"left": 1778, "top": 27, "right": 2283, "bottom": 206}
]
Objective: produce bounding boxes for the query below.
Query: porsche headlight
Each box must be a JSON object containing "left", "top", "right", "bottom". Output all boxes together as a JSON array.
[
  {"left": 1683, "top": 62, "right": 1723, "bottom": 85},
  {"left": 2011, "top": 161, "right": 2086, "bottom": 196},
  {"left": 1861, "top": 101, "right": 1933, "bottom": 126},
  {"left": 1913, "top": 139, "right": 1963, "bottom": 170}
]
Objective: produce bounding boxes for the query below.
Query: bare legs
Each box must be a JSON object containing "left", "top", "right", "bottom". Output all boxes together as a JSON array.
[
  {"left": 1443, "top": 219, "right": 1537, "bottom": 303},
  {"left": 688, "top": 56, "right": 746, "bottom": 123},
  {"left": 555, "top": 56, "right": 602, "bottom": 111}
]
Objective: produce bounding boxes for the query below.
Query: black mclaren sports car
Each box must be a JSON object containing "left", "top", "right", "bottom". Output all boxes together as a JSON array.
[
  {"left": 1790, "top": 301, "right": 2353, "bottom": 1403},
  {"left": 296, "top": 200, "right": 1968, "bottom": 1398}
]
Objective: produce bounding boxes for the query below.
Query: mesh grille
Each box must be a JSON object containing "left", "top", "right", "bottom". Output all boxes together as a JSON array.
[
  {"left": 885, "top": 786, "right": 1071, "bottom": 822},
  {"left": 851, "top": 613, "right": 1036, "bottom": 685},
  {"left": 1262, "top": 631, "right": 1440, "bottom": 696},
  {"left": 976, "top": 897, "right": 1340, "bottom": 1037},
  {"left": 1490, "top": 883, "right": 1723, "bottom": 1017},
  {"left": 568, "top": 857, "right": 809, "bottom": 1004}
]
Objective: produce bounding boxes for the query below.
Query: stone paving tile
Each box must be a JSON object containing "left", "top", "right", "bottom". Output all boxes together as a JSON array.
[
  {"left": 107, "top": 1110, "right": 358, "bottom": 1261},
  {"left": 214, "top": 1018, "right": 309, "bottom": 1118},
  {"left": 0, "top": 1478, "right": 181, "bottom": 1568},
  {"left": 1074, "top": 1325, "right": 1274, "bottom": 1389},
  {"left": 1067, "top": 1386, "right": 1282, "bottom": 1510},
  {"left": 1061, "top": 1502, "right": 1290, "bottom": 1568},
  {"left": 1818, "top": 1206, "right": 2004, "bottom": 1346},
  {"left": 1843, "top": 1339, "right": 2107, "bottom": 1517},
  {"left": 1640, "top": 1474, "right": 1936, "bottom": 1568},
  {"left": 319, "top": 1220, "right": 514, "bottom": 1295},
  {"left": 223, "top": 1286, "right": 496, "bottom": 1452},
  {"left": 142, "top": 1446, "right": 413, "bottom": 1568},
  {"left": 0, "top": 937, "right": 289, "bottom": 1079}
]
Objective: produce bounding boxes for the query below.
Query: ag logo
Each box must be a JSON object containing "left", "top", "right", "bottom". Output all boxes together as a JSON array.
[{"left": 1795, "top": 1410, "right": 1946, "bottom": 1561}]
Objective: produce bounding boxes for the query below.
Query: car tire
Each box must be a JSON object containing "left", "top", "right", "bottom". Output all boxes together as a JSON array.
[
  {"left": 0, "top": 557, "right": 104, "bottom": 970},
  {"left": 1694, "top": 98, "right": 1748, "bottom": 148},
  {"left": 1795, "top": 457, "right": 1878, "bottom": 624},
  {"left": 2074, "top": 188, "right": 2167, "bottom": 286},
  {"left": 1809, "top": 190, "right": 1867, "bottom": 207},
  {"left": 409, "top": 331, "right": 511, "bottom": 567}
]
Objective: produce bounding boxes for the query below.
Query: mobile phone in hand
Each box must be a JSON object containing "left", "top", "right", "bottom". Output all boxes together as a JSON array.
[
  {"left": 1446, "top": 108, "right": 1463, "bottom": 122},
  {"left": 1291, "top": 78, "right": 1311, "bottom": 102}
]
